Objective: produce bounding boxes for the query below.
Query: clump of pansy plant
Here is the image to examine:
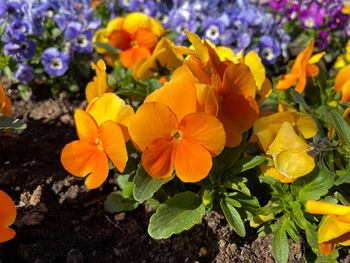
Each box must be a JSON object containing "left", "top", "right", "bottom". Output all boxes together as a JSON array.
[
  {"left": 0, "top": 0, "right": 109, "bottom": 97},
  {"left": 115, "top": 0, "right": 291, "bottom": 65},
  {"left": 61, "top": 21, "right": 350, "bottom": 262},
  {"left": 270, "top": 0, "right": 350, "bottom": 54}
]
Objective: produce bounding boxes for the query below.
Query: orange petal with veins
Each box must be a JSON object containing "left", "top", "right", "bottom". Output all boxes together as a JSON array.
[
  {"left": 142, "top": 138, "right": 175, "bottom": 179},
  {"left": 174, "top": 139, "right": 212, "bottom": 182}
]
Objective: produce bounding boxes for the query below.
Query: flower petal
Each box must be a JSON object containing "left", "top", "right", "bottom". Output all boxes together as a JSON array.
[
  {"left": 145, "top": 77, "right": 198, "bottom": 121},
  {"left": 0, "top": 227, "right": 16, "bottom": 243},
  {"left": 179, "top": 112, "right": 225, "bottom": 156},
  {"left": 295, "top": 114, "right": 318, "bottom": 139},
  {"left": 305, "top": 64, "right": 319, "bottom": 77},
  {"left": 119, "top": 47, "right": 151, "bottom": 69},
  {"left": 272, "top": 151, "right": 315, "bottom": 179},
  {"left": 318, "top": 216, "right": 350, "bottom": 244},
  {"left": 129, "top": 102, "right": 178, "bottom": 151},
  {"left": 174, "top": 139, "right": 212, "bottom": 182},
  {"left": 100, "top": 121, "right": 128, "bottom": 172},
  {"left": 123, "top": 13, "right": 164, "bottom": 36},
  {"left": 308, "top": 52, "right": 325, "bottom": 64},
  {"left": 221, "top": 63, "right": 256, "bottom": 98},
  {"left": 306, "top": 201, "right": 350, "bottom": 216},
  {"left": 0, "top": 191, "right": 16, "bottom": 229},
  {"left": 335, "top": 65, "right": 350, "bottom": 93},
  {"left": 86, "top": 93, "right": 134, "bottom": 129},
  {"left": 319, "top": 242, "right": 335, "bottom": 256},
  {"left": 275, "top": 73, "right": 298, "bottom": 90},
  {"left": 142, "top": 138, "right": 175, "bottom": 179},
  {"left": 245, "top": 51, "right": 265, "bottom": 90},
  {"left": 341, "top": 79, "right": 350, "bottom": 102},
  {"left": 267, "top": 122, "right": 310, "bottom": 154},
  {"left": 135, "top": 28, "right": 158, "bottom": 50},
  {"left": 84, "top": 149, "right": 109, "bottom": 189},
  {"left": 61, "top": 140, "right": 99, "bottom": 178},
  {"left": 74, "top": 109, "right": 98, "bottom": 143},
  {"left": 108, "top": 30, "right": 132, "bottom": 50}
]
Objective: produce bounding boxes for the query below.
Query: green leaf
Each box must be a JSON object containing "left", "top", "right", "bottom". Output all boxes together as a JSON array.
[
  {"left": 121, "top": 181, "right": 135, "bottom": 198},
  {"left": 133, "top": 165, "right": 174, "bottom": 201},
  {"left": 232, "top": 155, "right": 265, "bottom": 175},
  {"left": 93, "top": 42, "right": 120, "bottom": 55},
  {"left": 223, "top": 177, "right": 251, "bottom": 196},
  {"left": 0, "top": 116, "right": 26, "bottom": 130},
  {"left": 294, "top": 165, "right": 334, "bottom": 203},
  {"left": 329, "top": 109, "right": 350, "bottom": 146},
  {"left": 284, "top": 219, "right": 300, "bottom": 243},
  {"left": 104, "top": 191, "right": 139, "bottom": 213},
  {"left": 148, "top": 191, "right": 205, "bottom": 239},
  {"left": 117, "top": 174, "right": 131, "bottom": 190},
  {"left": 272, "top": 225, "right": 289, "bottom": 263},
  {"left": 220, "top": 198, "right": 246, "bottom": 237}
]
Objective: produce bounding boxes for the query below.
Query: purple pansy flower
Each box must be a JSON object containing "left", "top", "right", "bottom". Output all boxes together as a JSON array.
[
  {"left": 41, "top": 47, "right": 69, "bottom": 76},
  {"left": 3, "top": 35, "right": 36, "bottom": 61},
  {"left": 15, "top": 64, "right": 34, "bottom": 84},
  {"left": 64, "top": 22, "right": 93, "bottom": 53},
  {"left": 315, "top": 30, "right": 329, "bottom": 49},
  {"left": 203, "top": 16, "right": 228, "bottom": 45},
  {"left": 299, "top": 2, "right": 326, "bottom": 29},
  {"left": 258, "top": 35, "right": 281, "bottom": 64},
  {"left": 269, "top": 0, "right": 288, "bottom": 11}
]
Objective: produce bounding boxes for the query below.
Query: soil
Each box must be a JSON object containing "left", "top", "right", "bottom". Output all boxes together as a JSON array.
[{"left": 0, "top": 83, "right": 306, "bottom": 263}]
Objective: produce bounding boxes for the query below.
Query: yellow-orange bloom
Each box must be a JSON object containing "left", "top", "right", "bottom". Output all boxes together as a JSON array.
[
  {"left": 335, "top": 64, "right": 350, "bottom": 102},
  {"left": 85, "top": 59, "right": 112, "bottom": 103},
  {"left": 61, "top": 93, "right": 134, "bottom": 189},
  {"left": 276, "top": 39, "right": 325, "bottom": 93},
  {"left": 0, "top": 82, "right": 12, "bottom": 117},
  {"left": 172, "top": 31, "right": 259, "bottom": 147},
  {"left": 306, "top": 200, "right": 350, "bottom": 255},
  {"left": 129, "top": 77, "right": 225, "bottom": 182},
  {"left": 0, "top": 190, "right": 16, "bottom": 243},
  {"left": 254, "top": 111, "right": 317, "bottom": 182},
  {"left": 132, "top": 38, "right": 182, "bottom": 80},
  {"left": 334, "top": 40, "right": 350, "bottom": 68},
  {"left": 94, "top": 13, "right": 164, "bottom": 69}
]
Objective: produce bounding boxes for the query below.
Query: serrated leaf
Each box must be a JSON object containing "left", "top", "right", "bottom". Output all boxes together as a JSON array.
[
  {"left": 104, "top": 191, "right": 139, "bottom": 213},
  {"left": 329, "top": 109, "right": 350, "bottom": 146},
  {"left": 133, "top": 165, "right": 174, "bottom": 201},
  {"left": 0, "top": 116, "right": 26, "bottom": 130},
  {"left": 220, "top": 198, "right": 246, "bottom": 237},
  {"left": 148, "top": 191, "right": 205, "bottom": 239},
  {"left": 272, "top": 225, "right": 289, "bottom": 263},
  {"left": 93, "top": 42, "right": 120, "bottom": 55},
  {"left": 295, "top": 165, "right": 333, "bottom": 203},
  {"left": 232, "top": 155, "right": 265, "bottom": 175}
]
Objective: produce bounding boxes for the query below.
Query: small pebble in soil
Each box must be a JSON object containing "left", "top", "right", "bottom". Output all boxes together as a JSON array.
[
  {"left": 199, "top": 247, "right": 207, "bottom": 257},
  {"left": 114, "top": 212, "right": 126, "bottom": 221},
  {"left": 67, "top": 248, "right": 84, "bottom": 263}
]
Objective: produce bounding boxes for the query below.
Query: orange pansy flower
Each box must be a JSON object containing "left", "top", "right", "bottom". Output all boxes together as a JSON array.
[
  {"left": 276, "top": 38, "right": 325, "bottom": 93},
  {"left": 85, "top": 59, "right": 112, "bottom": 103},
  {"left": 129, "top": 76, "right": 225, "bottom": 182},
  {"left": 61, "top": 93, "right": 133, "bottom": 189},
  {"left": 0, "top": 190, "right": 16, "bottom": 243},
  {"left": 335, "top": 64, "right": 350, "bottom": 102},
  {"left": 172, "top": 32, "right": 259, "bottom": 147},
  {"left": 97, "top": 13, "right": 164, "bottom": 69},
  {"left": 0, "top": 82, "right": 12, "bottom": 117},
  {"left": 306, "top": 200, "right": 350, "bottom": 255}
]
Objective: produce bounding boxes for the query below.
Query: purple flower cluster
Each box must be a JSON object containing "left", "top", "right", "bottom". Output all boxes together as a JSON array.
[
  {"left": 0, "top": 0, "right": 101, "bottom": 83},
  {"left": 118, "top": 0, "right": 291, "bottom": 64},
  {"left": 270, "top": 0, "right": 350, "bottom": 49}
]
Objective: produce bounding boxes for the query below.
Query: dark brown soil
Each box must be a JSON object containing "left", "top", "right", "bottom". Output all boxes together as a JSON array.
[{"left": 0, "top": 85, "right": 304, "bottom": 263}]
